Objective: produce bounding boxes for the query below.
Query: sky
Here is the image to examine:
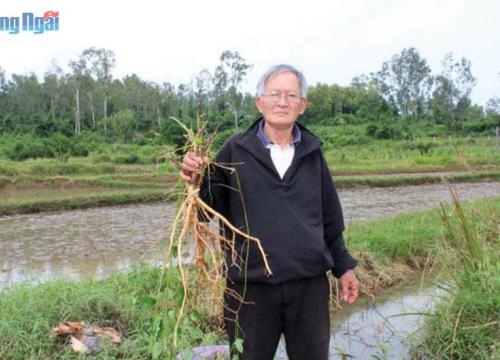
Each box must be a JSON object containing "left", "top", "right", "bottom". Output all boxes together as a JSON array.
[{"left": 1, "top": 0, "right": 499, "bottom": 106}]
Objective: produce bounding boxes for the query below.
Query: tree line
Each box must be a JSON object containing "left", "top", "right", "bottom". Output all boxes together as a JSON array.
[{"left": 0, "top": 47, "right": 498, "bottom": 146}]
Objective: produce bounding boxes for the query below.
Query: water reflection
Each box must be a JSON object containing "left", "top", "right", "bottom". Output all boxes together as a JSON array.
[
  {"left": 275, "top": 280, "right": 443, "bottom": 359},
  {"left": 0, "top": 202, "right": 175, "bottom": 290}
]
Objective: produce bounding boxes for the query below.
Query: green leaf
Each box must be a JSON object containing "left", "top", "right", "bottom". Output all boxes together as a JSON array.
[
  {"left": 171, "top": 244, "right": 179, "bottom": 258},
  {"left": 167, "top": 309, "right": 175, "bottom": 319},
  {"left": 190, "top": 310, "right": 201, "bottom": 322},
  {"left": 232, "top": 338, "right": 244, "bottom": 354},
  {"left": 140, "top": 295, "right": 157, "bottom": 306},
  {"left": 151, "top": 342, "right": 162, "bottom": 359}
]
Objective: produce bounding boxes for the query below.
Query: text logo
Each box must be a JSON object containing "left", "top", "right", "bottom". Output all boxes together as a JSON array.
[{"left": 0, "top": 11, "right": 60, "bottom": 34}]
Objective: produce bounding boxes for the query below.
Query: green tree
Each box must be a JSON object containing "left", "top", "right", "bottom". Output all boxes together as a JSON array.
[
  {"left": 69, "top": 53, "right": 90, "bottom": 134},
  {"left": 80, "top": 47, "right": 116, "bottom": 133},
  {"left": 303, "top": 82, "right": 394, "bottom": 124},
  {"left": 214, "top": 50, "right": 252, "bottom": 129},
  {"left": 3, "top": 73, "right": 46, "bottom": 132},
  {"left": 161, "top": 81, "right": 181, "bottom": 120},
  {"left": 108, "top": 109, "right": 136, "bottom": 142},
  {"left": 485, "top": 72, "right": 500, "bottom": 117},
  {"left": 486, "top": 97, "right": 500, "bottom": 114},
  {"left": 302, "top": 83, "right": 332, "bottom": 123},
  {"left": 372, "top": 47, "right": 432, "bottom": 118},
  {"left": 0, "top": 67, "right": 6, "bottom": 132},
  {"left": 430, "top": 52, "right": 476, "bottom": 124},
  {"left": 43, "top": 60, "right": 64, "bottom": 123}
]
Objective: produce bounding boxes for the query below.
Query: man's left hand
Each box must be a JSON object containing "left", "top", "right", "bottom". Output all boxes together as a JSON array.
[{"left": 340, "top": 269, "right": 360, "bottom": 304}]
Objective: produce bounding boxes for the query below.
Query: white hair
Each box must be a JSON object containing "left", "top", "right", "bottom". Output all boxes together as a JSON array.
[{"left": 256, "top": 64, "right": 308, "bottom": 98}]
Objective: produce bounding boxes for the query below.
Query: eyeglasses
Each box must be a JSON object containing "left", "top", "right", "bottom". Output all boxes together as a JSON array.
[{"left": 261, "top": 91, "right": 303, "bottom": 105}]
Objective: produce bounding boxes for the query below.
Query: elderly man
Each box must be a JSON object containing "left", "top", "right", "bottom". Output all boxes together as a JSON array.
[{"left": 181, "top": 64, "right": 359, "bottom": 360}]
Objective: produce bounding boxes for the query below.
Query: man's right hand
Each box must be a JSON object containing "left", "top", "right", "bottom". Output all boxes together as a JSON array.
[{"left": 180, "top": 152, "right": 208, "bottom": 183}]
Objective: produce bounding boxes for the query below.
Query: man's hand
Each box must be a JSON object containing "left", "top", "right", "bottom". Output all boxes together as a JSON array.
[
  {"left": 340, "top": 269, "right": 360, "bottom": 304},
  {"left": 180, "top": 152, "right": 208, "bottom": 183}
]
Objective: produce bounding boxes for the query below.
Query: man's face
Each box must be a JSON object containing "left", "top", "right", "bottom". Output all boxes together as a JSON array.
[{"left": 255, "top": 71, "right": 308, "bottom": 129}]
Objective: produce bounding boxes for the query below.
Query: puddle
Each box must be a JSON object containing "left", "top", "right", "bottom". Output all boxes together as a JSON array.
[{"left": 275, "top": 279, "right": 443, "bottom": 359}]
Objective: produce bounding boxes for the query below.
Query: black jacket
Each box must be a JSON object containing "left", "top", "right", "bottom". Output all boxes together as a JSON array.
[{"left": 200, "top": 119, "right": 357, "bottom": 284}]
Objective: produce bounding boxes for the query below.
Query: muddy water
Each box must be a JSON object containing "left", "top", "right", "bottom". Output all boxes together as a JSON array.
[
  {"left": 340, "top": 181, "right": 499, "bottom": 224},
  {"left": 0, "top": 182, "right": 499, "bottom": 290},
  {"left": 0, "top": 203, "right": 176, "bottom": 290},
  {"left": 275, "top": 279, "right": 442, "bottom": 359}
]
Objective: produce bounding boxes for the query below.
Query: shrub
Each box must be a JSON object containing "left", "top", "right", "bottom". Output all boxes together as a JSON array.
[
  {"left": 0, "top": 163, "right": 18, "bottom": 176},
  {"left": 72, "top": 143, "right": 89, "bottom": 157},
  {"left": 461, "top": 119, "right": 498, "bottom": 134},
  {"left": 160, "top": 118, "right": 188, "bottom": 152},
  {"left": 4, "top": 134, "right": 90, "bottom": 161},
  {"left": 7, "top": 139, "right": 53, "bottom": 160},
  {"left": 366, "top": 120, "right": 413, "bottom": 140},
  {"left": 93, "top": 154, "right": 113, "bottom": 163},
  {"left": 50, "top": 133, "right": 77, "bottom": 157},
  {"left": 333, "top": 114, "right": 364, "bottom": 125},
  {"left": 212, "top": 128, "right": 239, "bottom": 152},
  {"left": 75, "top": 131, "right": 106, "bottom": 151},
  {"left": 107, "top": 110, "right": 137, "bottom": 143},
  {"left": 366, "top": 124, "right": 378, "bottom": 137},
  {"left": 415, "top": 141, "right": 436, "bottom": 155},
  {"left": 113, "top": 153, "right": 140, "bottom": 165}
]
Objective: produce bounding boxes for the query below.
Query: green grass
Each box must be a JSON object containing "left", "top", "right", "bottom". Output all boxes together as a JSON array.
[
  {"left": 324, "top": 137, "right": 499, "bottom": 175},
  {"left": 0, "top": 266, "right": 223, "bottom": 360},
  {"left": 0, "top": 189, "right": 175, "bottom": 215},
  {"left": 1, "top": 135, "right": 498, "bottom": 179},
  {"left": 0, "top": 158, "right": 175, "bottom": 177},
  {"left": 0, "top": 168, "right": 179, "bottom": 215},
  {"left": 346, "top": 197, "right": 499, "bottom": 264},
  {"left": 0, "top": 174, "right": 173, "bottom": 191},
  {"left": 0, "top": 146, "right": 179, "bottom": 215},
  {"left": 0, "top": 147, "right": 497, "bottom": 215},
  {"left": 334, "top": 171, "right": 500, "bottom": 188},
  {"left": 413, "top": 194, "right": 499, "bottom": 359}
]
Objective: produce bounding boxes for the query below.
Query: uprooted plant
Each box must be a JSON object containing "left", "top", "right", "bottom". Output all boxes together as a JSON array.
[{"left": 154, "top": 116, "right": 272, "bottom": 349}]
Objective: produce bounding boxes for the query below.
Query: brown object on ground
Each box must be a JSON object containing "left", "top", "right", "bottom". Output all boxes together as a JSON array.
[{"left": 50, "top": 321, "right": 122, "bottom": 354}]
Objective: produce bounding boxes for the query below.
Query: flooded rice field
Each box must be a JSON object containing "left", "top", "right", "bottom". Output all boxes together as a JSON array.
[{"left": 0, "top": 181, "right": 498, "bottom": 289}]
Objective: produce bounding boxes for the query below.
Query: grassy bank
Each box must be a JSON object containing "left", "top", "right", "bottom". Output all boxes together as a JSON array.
[
  {"left": 0, "top": 173, "right": 178, "bottom": 215},
  {"left": 1, "top": 196, "right": 497, "bottom": 359},
  {"left": 334, "top": 170, "right": 500, "bottom": 188},
  {"left": 0, "top": 266, "right": 222, "bottom": 360},
  {"left": 324, "top": 136, "right": 499, "bottom": 175},
  {"left": 1, "top": 135, "right": 498, "bottom": 215},
  {"left": 346, "top": 197, "right": 499, "bottom": 293},
  {"left": 0, "top": 189, "right": 174, "bottom": 216},
  {"left": 1, "top": 136, "right": 498, "bottom": 178},
  {"left": 413, "top": 194, "right": 499, "bottom": 359},
  {"left": 0, "top": 174, "right": 172, "bottom": 188},
  {"left": 1, "top": 167, "right": 498, "bottom": 215}
]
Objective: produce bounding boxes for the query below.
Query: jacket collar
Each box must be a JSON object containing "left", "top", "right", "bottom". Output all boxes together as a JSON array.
[
  {"left": 235, "top": 118, "right": 322, "bottom": 176},
  {"left": 257, "top": 118, "right": 302, "bottom": 147}
]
